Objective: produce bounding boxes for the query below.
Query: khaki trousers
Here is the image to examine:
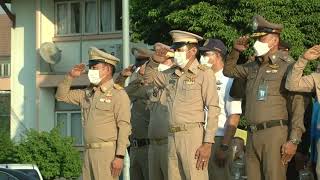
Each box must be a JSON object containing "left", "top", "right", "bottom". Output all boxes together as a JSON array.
[
  {"left": 148, "top": 142, "right": 168, "bottom": 180},
  {"left": 130, "top": 145, "right": 149, "bottom": 180},
  {"left": 168, "top": 124, "right": 208, "bottom": 180},
  {"left": 82, "top": 143, "right": 117, "bottom": 180},
  {"left": 208, "top": 136, "right": 233, "bottom": 180},
  {"left": 246, "top": 126, "right": 288, "bottom": 180}
]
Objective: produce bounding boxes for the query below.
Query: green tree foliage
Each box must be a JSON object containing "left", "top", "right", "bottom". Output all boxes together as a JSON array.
[
  {"left": 131, "top": 0, "right": 320, "bottom": 127},
  {"left": 130, "top": 0, "right": 320, "bottom": 72},
  {"left": 0, "top": 131, "right": 15, "bottom": 163},
  {"left": 0, "top": 127, "right": 82, "bottom": 180}
]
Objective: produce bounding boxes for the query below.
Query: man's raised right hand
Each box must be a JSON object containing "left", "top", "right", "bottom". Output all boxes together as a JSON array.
[
  {"left": 234, "top": 36, "right": 250, "bottom": 52},
  {"left": 153, "top": 42, "right": 174, "bottom": 63},
  {"left": 68, "top": 63, "right": 86, "bottom": 79}
]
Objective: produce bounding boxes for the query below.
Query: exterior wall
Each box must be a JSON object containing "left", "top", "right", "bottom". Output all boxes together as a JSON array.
[
  {"left": 10, "top": 0, "right": 37, "bottom": 139},
  {"left": 38, "top": 88, "right": 55, "bottom": 131},
  {"left": 10, "top": 0, "right": 150, "bottom": 138}
]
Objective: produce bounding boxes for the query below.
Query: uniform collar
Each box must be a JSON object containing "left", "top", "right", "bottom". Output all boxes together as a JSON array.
[
  {"left": 175, "top": 59, "right": 199, "bottom": 77},
  {"left": 99, "top": 79, "right": 114, "bottom": 93},
  {"left": 268, "top": 50, "right": 291, "bottom": 64}
]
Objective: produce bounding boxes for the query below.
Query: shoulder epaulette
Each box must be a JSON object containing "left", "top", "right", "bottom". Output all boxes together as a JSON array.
[
  {"left": 278, "top": 51, "right": 294, "bottom": 63},
  {"left": 113, "top": 83, "right": 124, "bottom": 90},
  {"left": 198, "top": 64, "right": 210, "bottom": 71}
]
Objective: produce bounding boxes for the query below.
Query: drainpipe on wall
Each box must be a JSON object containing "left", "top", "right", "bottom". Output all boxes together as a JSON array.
[
  {"left": 121, "top": 0, "right": 130, "bottom": 179},
  {"left": 35, "top": 0, "right": 41, "bottom": 131}
]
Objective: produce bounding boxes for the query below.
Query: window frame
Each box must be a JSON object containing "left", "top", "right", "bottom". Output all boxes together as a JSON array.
[
  {"left": 0, "top": 62, "right": 11, "bottom": 77},
  {"left": 54, "top": 0, "right": 122, "bottom": 37},
  {"left": 55, "top": 1, "right": 83, "bottom": 36},
  {"left": 55, "top": 110, "right": 84, "bottom": 146}
]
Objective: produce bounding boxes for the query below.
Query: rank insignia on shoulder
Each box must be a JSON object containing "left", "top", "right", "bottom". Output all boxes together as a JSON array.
[
  {"left": 113, "top": 84, "right": 124, "bottom": 90},
  {"left": 198, "top": 64, "right": 210, "bottom": 71}
]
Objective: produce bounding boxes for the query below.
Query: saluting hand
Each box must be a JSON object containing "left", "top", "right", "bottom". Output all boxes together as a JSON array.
[
  {"left": 281, "top": 141, "right": 297, "bottom": 165},
  {"left": 303, "top": 44, "right": 320, "bottom": 61},
  {"left": 121, "top": 65, "right": 134, "bottom": 77},
  {"left": 195, "top": 143, "right": 212, "bottom": 170},
  {"left": 68, "top": 63, "right": 86, "bottom": 79},
  {"left": 110, "top": 157, "right": 124, "bottom": 177},
  {"left": 234, "top": 36, "right": 250, "bottom": 52},
  {"left": 153, "top": 42, "right": 174, "bottom": 63}
]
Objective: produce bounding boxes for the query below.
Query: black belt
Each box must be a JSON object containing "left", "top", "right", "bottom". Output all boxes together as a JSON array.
[
  {"left": 131, "top": 138, "right": 150, "bottom": 148},
  {"left": 248, "top": 120, "right": 288, "bottom": 133}
]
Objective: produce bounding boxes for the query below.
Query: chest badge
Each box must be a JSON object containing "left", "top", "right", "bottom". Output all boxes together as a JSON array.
[
  {"left": 216, "top": 80, "right": 222, "bottom": 85},
  {"left": 268, "top": 64, "right": 279, "bottom": 69},
  {"left": 100, "top": 91, "right": 112, "bottom": 103},
  {"left": 184, "top": 79, "right": 195, "bottom": 85}
]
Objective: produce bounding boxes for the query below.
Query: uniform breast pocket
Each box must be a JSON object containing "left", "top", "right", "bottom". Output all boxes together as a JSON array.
[
  {"left": 180, "top": 83, "right": 201, "bottom": 102},
  {"left": 264, "top": 74, "right": 282, "bottom": 96},
  {"left": 95, "top": 102, "right": 114, "bottom": 123}
]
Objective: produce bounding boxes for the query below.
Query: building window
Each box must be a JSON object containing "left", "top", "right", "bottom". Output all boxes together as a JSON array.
[
  {"left": 55, "top": 0, "right": 122, "bottom": 36},
  {"left": 0, "top": 91, "right": 10, "bottom": 133},
  {"left": 55, "top": 111, "right": 83, "bottom": 146},
  {"left": 55, "top": 100, "right": 84, "bottom": 146},
  {"left": 0, "top": 63, "right": 10, "bottom": 77}
]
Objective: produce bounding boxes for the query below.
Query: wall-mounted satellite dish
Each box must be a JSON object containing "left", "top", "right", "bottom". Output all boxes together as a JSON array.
[{"left": 39, "top": 42, "right": 62, "bottom": 72}]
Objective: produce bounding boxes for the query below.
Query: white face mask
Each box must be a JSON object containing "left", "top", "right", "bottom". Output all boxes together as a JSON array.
[
  {"left": 253, "top": 40, "right": 270, "bottom": 57},
  {"left": 158, "top": 64, "right": 171, "bottom": 72},
  {"left": 199, "top": 55, "right": 212, "bottom": 68},
  {"left": 88, "top": 69, "right": 102, "bottom": 85},
  {"left": 174, "top": 51, "right": 189, "bottom": 68}
]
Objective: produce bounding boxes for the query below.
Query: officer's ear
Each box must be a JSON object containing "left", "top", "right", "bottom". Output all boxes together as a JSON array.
[{"left": 271, "top": 34, "right": 280, "bottom": 47}]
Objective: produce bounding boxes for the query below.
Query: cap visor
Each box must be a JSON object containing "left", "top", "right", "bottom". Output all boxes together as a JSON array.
[
  {"left": 170, "top": 42, "right": 187, "bottom": 50},
  {"left": 250, "top": 32, "right": 267, "bottom": 38},
  {"left": 88, "top": 59, "right": 104, "bottom": 66},
  {"left": 198, "top": 46, "right": 212, "bottom": 51}
]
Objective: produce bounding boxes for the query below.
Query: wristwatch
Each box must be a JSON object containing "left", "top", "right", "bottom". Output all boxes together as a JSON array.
[
  {"left": 289, "top": 139, "right": 300, "bottom": 145},
  {"left": 220, "top": 144, "right": 229, "bottom": 151}
]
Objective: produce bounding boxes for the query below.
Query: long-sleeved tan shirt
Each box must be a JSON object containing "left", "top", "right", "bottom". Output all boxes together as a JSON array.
[
  {"left": 223, "top": 49, "right": 306, "bottom": 141},
  {"left": 144, "top": 59, "right": 220, "bottom": 143},
  {"left": 286, "top": 56, "right": 320, "bottom": 100},
  {"left": 55, "top": 76, "right": 131, "bottom": 156}
]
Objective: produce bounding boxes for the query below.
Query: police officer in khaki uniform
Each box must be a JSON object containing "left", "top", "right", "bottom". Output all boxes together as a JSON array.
[
  {"left": 144, "top": 31, "right": 220, "bottom": 180},
  {"left": 56, "top": 47, "right": 131, "bottom": 180},
  {"left": 147, "top": 43, "right": 174, "bottom": 180},
  {"left": 116, "top": 47, "right": 154, "bottom": 180},
  {"left": 223, "top": 15, "right": 307, "bottom": 180}
]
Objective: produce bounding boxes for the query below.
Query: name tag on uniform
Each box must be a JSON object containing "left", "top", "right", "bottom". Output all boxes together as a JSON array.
[
  {"left": 184, "top": 80, "right": 195, "bottom": 85},
  {"left": 256, "top": 82, "right": 268, "bottom": 101},
  {"left": 100, "top": 98, "right": 111, "bottom": 103}
]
